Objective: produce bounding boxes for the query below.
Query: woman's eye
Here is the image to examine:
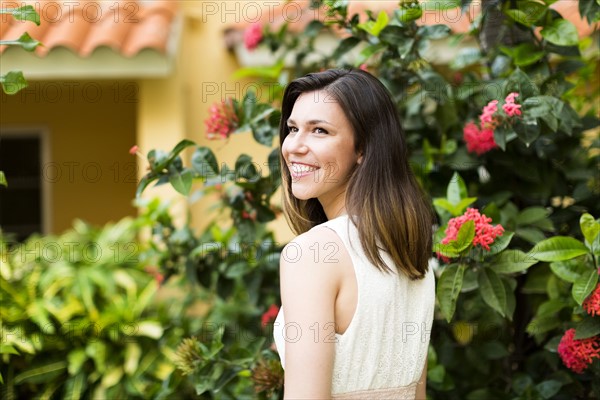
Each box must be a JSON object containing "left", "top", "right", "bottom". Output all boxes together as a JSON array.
[
  {"left": 288, "top": 126, "right": 298, "bottom": 133},
  {"left": 315, "top": 127, "right": 328, "bottom": 134}
]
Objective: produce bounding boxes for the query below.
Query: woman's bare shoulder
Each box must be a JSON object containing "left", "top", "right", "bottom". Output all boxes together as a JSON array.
[{"left": 280, "top": 225, "right": 349, "bottom": 282}]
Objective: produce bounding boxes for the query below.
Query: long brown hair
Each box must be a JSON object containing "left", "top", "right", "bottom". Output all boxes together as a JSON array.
[{"left": 279, "top": 69, "right": 432, "bottom": 280}]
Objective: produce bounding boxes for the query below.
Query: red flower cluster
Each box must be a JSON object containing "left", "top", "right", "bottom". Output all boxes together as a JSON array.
[
  {"left": 558, "top": 329, "right": 600, "bottom": 374},
  {"left": 204, "top": 99, "right": 238, "bottom": 140},
  {"left": 244, "top": 23, "right": 263, "bottom": 51},
  {"left": 442, "top": 208, "right": 505, "bottom": 251},
  {"left": 463, "top": 122, "right": 496, "bottom": 155},
  {"left": 261, "top": 304, "right": 279, "bottom": 327},
  {"left": 583, "top": 283, "right": 600, "bottom": 317},
  {"left": 463, "top": 92, "right": 522, "bottom": 155}
]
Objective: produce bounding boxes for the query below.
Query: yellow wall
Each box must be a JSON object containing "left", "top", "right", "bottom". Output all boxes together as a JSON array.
[
  {"left": 0, "top": 80, "right": 137, "bottom": 234},
  {"left": 136, "top": 1, "right": 294, "bottom": 243}
]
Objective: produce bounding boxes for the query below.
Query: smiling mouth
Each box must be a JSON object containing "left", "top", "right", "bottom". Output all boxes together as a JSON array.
[{"left": 290, "top": 163, "right": 320, "bottom": 177}]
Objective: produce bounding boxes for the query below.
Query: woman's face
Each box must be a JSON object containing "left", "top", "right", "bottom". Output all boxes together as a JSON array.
[{"left": 282, "top": 90, "right": 362, "bottom": 208}]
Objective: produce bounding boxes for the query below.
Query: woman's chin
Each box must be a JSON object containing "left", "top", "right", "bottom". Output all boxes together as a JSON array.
[{"left": 291, "top": 188, "right": 314, "bottom": 201}]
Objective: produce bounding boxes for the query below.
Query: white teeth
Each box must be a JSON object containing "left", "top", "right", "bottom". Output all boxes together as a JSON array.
[{"left": 291, "top": 163, "right": 318, "bottom": 174}]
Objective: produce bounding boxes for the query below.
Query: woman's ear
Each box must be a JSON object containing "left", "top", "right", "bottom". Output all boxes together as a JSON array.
[{"left": 357, "top": 154, "right": 363, "bottom": 165}]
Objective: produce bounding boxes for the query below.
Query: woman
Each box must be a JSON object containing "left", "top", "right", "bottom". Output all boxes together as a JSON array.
[{"left": 273, "top": 69, "right": 435, "bottom": 399}]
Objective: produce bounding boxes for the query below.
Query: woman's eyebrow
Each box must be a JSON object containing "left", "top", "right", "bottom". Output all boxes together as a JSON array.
[{"left": 287, "top": 119, "right": 332, "bottom": 126}]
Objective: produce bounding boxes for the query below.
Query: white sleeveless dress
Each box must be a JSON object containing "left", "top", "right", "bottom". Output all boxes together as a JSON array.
[{"left": 273, "top": 215, "right": 435, "bottom": 399}]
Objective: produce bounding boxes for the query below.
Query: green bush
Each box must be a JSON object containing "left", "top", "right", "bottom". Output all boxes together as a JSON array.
[{"left": 0, "top": 216, "right": 198, "bottom": 398}]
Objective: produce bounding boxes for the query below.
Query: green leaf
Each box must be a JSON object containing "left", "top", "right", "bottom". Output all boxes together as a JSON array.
[
  {"left": 67, "top": 349, "right": 87, "bottom": 375},
  {"left": 450, "top": 48, "right": 482, "bottom": 69},
  {"left": 169, "top": 169, "right": 193, "bottom": 195},
  {"left": 1, "top": 5, "right": 40, "bottom": 24},
  {"left": 433, "top": 198, "right": 455, "bottom": 214},
  {"left": 518, "top": 207, "right": 550, "bottom": 225},
  {"left": 433, "top": 197, "right": 476, "bottom": 217},
  {"left": 14, "top": 361, "right": 67, "bottom": 384},
  {"left": 0, "top": 170, "right": 6, "bottom": 187},
  {"left": 572, "top": 269, "right": 598, "bottom": 305},
  {"left": 536, "top": 380, "right": 562, "bottom": 399},
  {"left": 579, "top": 0, "right": 600, "bottom": 24},
  {"left": 267, "top": 148, "right": 281, "bottom": 188},
  {"left": 134, "top": 321, "right": 164, "bottom": 339},
  {"left": 516, "top": 227, "right": 546, "bottom": 244},
  {"left": 332, "top": 36, "right": 361, "bottom": 60},
  {"left": 550, "top": 259, "right": 589, "bottom": 283},
  {"left": 135, "top": 174, "right": 153, "bottom": 198},
  {"left": 452, "top": 198, "right": 477, "bottom": 216},
  {"left": 0, "top": 32, "right": 40, "bottom": 51},
  {"left": 454, "top": 220, "right": 475, "bottom": 252},
  {"left": 479, "top": 268, "right": 507, "bottom": 317},
  {"left": 169, "top": 139, "right": 196, "bottom": 161},
  {"left": 427, "top": 364, "right": 445, "bottom": 383},
  {"left": 486, "top": 231, "right": 514, "bottom": 256},
  {"left": 504, "top": 68, "right": 539, "bottom": 98},
  {"left": 514, "top": 118, "right": 541, "bottom": 144},
  {"left": 504, "top": 1, "right": 547, "bottom": 26},
  {"left": 417, "top": 24, "right": 451, "bottom": 40},
  {"left": 421, "top": 0, "right": 460, "bottom": 11},
  {"left": 436, "top": 264, "right": 466, "bottom": 322},
  {"left": 396, "top": 4, "right": 423, "bottom": 22},
  {"left": 530, "top": 236, "right": 589, "bottom": 261},
  {"left": 232, "top": 60, "right": 284, "bottom": 80},
  {"left": 356, "top": 43, "right": 386, "bottom": 65},
  {"left": 500, "top": 43, "right": 545, "bottom": 67},
  {"left": 0, "top": 344, "right": 19, "bottom": 355},
  {"left": 527, "top": 315, "right": 560, "bottom": 336},
  {"left": 192, "top": 147, "right": 219, "bottom": 179},
  {"left": 541, "top": 19, "right": 579, "bottom": 46},
  {"left": 1, "top": 70, "right": 28, "bottom": 94},
  {"left": 235, "top": 153, "right": 260, "bottom": 181},
  {"left": 358, "top": 11, "right": 389, "bottom": 37},
  {"left": 580, "top": 213, "right": 600, "bottom": 247},
  {"left": 494, "top": 250, "right": 538, "bottom": 274},
  {"left": 536, "top": 299, "right": 566, "bottom": 317},
  {"left": 379, "top": 25, "right": 405, "bottom": 46},
  {"left": 447, "top": 172, "right": 468, "bottom": 205},
  {"left": 64, "top": 373, "right": 87, "bottom": 400},
  {"left": 574, "top": 317, "right": 600, "bottom": 340},
  {"left": 305, "top": 20, "right": 324, "bottom": 37},
  {"left": 434, "top": 243, "right": 459, "bottom": 258}
]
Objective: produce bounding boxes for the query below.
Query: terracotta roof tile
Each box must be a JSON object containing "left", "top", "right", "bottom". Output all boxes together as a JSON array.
[
  {"left": 121, "top": 1, "right": 176, "bottom": 57},
  {"left": 0, "top": 0, "right": 179, "bottom": 57}
]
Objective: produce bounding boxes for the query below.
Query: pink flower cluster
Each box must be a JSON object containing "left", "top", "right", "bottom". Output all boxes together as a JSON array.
[
  {"left": 204, "top": 99, "right": 238, "bottom": 140},
  {"left": 442, "top": 208, "right": 505, "bottom": 251},
  {"left": 503, "top": 92, "right": 522, "bottom": 117},
  {"left": 558, "top": 329, "right": 600, "bottom": 374},
  {"left": 583, "top": 283, "right": 600, "bottom": 317},
  {"left": 463, "top": 92, "right": 522, "bottom": 155},
  {"left": 479, "top": 100, "right": 498, "bottom": 128},
  {"left": 244, "top": 23, "right": 263, "bottom": 51}
]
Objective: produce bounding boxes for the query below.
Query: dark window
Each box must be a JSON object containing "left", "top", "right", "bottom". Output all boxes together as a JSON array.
[{"left": 0, "top": 134, "right": 42, "bottom": 242}]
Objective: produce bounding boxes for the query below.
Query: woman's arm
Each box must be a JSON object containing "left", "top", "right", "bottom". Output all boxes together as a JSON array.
[
  {"left": 415, "top": 358, "right": 428, "bottom": 399},
  {"left": 279, "top": 228, "right": 341, "bottom": 399}
]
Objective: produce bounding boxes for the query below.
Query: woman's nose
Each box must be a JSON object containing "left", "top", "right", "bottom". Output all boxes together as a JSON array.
[{"left": 285, "top": 132, "right": 309, "bottom": 154}]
